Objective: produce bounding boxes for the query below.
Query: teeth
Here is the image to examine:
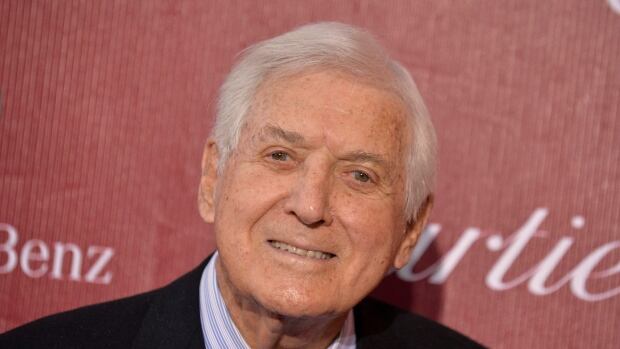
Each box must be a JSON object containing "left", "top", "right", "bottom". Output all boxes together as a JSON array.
[{"left": 269, "top": 241, "right": 334, "bottom": 260}]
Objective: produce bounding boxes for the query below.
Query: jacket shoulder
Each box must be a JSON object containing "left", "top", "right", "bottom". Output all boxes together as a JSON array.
[
  {"left": 354, "top": 297, "right": 485, "bottom": 349},
  {"left": 0, "top": 290, "right": 156, "bottom": 349},
  {"left": 0, "top": 257, "right": 209, "bottom": 349}
]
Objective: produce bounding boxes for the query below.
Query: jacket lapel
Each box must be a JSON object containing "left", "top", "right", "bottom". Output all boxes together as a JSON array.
[{"left": 131, "top": 256, "right": 212, "bottom": 349}]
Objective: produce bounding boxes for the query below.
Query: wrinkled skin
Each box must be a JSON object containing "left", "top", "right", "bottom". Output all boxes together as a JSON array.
[{"left": 199, "top": 70, "right": 432, "bottom": 348}]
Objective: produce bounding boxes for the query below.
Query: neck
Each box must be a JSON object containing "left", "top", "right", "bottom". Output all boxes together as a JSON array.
[{"left": 215, "top": 259, "right": 348, "bottom": 349}]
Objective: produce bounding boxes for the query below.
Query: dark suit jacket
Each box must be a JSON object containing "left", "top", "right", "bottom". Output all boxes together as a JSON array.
[{"left": 0, "top": 257, "right": 484, "bottom": 348}]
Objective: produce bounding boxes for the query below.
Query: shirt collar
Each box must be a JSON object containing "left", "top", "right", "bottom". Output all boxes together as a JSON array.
[{"left": 199, "top": 251, "right": 356, "bottom": 348}]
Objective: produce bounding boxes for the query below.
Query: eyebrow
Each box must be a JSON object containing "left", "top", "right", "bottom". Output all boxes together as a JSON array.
[
  {"left": 259, "top": 124, "right": 388, "bottom": 166},
  {"left": 340, "top": 150, "right": 388, "bottom": 166},
  {"left": 261, "top": 124, "right": 306, "bottom": 144}
]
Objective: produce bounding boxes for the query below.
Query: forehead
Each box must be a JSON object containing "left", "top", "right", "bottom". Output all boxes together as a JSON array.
[{"left": 246, "top": 70, "right": 409, "bottom": 158}]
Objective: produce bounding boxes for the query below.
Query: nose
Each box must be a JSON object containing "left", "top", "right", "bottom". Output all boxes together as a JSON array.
[{"left": 283, "top": 164, "right": 333, "bottom": 226}]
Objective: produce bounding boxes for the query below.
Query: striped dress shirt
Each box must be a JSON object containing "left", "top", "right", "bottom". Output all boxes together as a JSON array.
[{"left": 199, "top": 251, "right": 356, "bottom": 348}]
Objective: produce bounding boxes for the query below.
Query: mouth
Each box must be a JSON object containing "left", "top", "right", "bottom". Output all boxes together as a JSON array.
[{"left": 267, "top": 240, "right": 336, "bottom": 260}]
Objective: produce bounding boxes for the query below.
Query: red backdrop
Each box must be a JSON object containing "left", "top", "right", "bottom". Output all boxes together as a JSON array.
[{"left": 1, "top": 1, "right": 619, "bottom": 348}]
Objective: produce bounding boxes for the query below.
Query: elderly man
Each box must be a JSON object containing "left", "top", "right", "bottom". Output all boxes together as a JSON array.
[{"left": 1, "top": 22, "right": 482, "bottom": 348}]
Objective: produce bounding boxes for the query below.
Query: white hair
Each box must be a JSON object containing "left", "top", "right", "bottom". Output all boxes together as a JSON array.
[{"left": 212, "top": 22, "right": 436, "bottom": 221}]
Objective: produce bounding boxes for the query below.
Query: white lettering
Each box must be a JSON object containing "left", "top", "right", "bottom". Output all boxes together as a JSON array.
[
  {"left": 51, "top": 242, "right": 83, "bottom": 281},
  {"left": 0, "top": 223, "right": 18, "bottom": 273},
  {"left": 430, "top": 228, "right": 481, "bottom": 284},
  {"left": 527, "top": 237, "right": 574, "bottom": 295},
  {"left": 398, "top": 224, "right": 441, "bottom": 281},
  {"left": 20, "top": 240, "right": 49, "bottom": 278},
  {"left": 0, "top": 223, "right": 114, "bottom": 284},
  {"left": 570, "top": 241, "right": 620, "bottom": 301},
  {"left": 486, "top": 208, "right": 549, "bottom": 290},
  {"left": 2, "top": 206, "right": 617, "bottom": 301},
  {"left": 397, "top": 225, "right": 482, "bottom": 284},
  {"left": 84, "top": 246, "right": 114, "bottom": 284}
]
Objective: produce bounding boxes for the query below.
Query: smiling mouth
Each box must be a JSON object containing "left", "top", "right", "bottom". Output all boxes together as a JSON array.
[{"left": 268, "top": 240, "right": 336, "bottom": 260}]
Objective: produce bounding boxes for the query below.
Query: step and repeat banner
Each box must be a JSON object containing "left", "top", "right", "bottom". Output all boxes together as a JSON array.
[{"left": 1, "top": 1, "right": 619, "bottom": 347}]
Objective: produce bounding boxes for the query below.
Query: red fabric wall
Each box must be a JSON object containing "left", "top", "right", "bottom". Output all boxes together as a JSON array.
[{"left": 1, "top": 1, "right": 619, "bottom": 347}]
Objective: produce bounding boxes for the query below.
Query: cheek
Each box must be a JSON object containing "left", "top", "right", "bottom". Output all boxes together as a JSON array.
[
  {"left": 336, "top": 191, "right": 410, "bottom": 285},
  {"left": 337, "top": 193, "right": 403, "bottom": 255},
  {"left": 215, "top": 164, "right": 291, "bottom": 231}
]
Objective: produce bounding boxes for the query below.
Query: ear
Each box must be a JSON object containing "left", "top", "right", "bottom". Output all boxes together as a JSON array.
[
  {"left": 198, "top": 138, "right": 219, "bottom": 223},
  {"left": 393, "top": 195, "right": 434, "bottom": 269}
]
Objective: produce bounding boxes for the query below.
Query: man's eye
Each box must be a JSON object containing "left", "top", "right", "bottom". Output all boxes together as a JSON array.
[
  {"left": 270, "top": 151, "right": 289, "bottom": 161},
  {"left": 353, "top": 170, "right": 371, "bottom": 183}
]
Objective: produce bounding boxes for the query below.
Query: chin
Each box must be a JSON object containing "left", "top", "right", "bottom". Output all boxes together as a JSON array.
[{"left": 255, "top": 286, "right": 341, "bottom": 319}]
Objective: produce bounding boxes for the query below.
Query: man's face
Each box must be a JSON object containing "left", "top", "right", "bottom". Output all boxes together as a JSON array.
[{"left": 200, "top": 70, "right": 425, "bottom": 318}]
